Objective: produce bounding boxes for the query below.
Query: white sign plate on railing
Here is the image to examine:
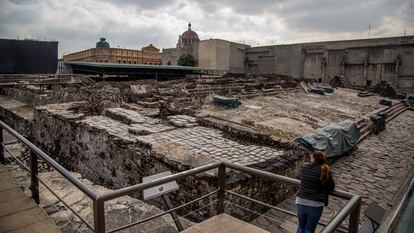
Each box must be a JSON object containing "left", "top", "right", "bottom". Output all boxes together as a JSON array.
[{"left": 143, "top": 171, "right": 179, "bottom": 200}]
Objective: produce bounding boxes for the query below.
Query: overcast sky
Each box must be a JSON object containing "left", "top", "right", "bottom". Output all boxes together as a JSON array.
[{"left": 0, "top": 0, "right": 413, "bottom": 57}]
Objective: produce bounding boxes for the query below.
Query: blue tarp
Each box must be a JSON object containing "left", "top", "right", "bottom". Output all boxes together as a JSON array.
[
  {"left": 213, "top": 95, "right": 241, "bottom": 108},
  {"left": 408, "top": 96, "right": 414, "bottom": 107},
  {"left": 379, "top": 99, "right": 392, "bottom": 107},
  {"left": 309, "top": 88, "right": 325, "bottom": 95},
  {"left": 317, "top": 86, "right": 335, "bottom": 93},
  {"left": 295, "top": 119, "right": 361, "bottom": 158}
]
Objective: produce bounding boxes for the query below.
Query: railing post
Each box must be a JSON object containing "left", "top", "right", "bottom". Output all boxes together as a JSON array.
[
  {"left": 30, "top": 150, "right": 40, "bottom": 204},
  {"left": 217, "top": 164, "right": 226, "bottom": 214},
  {"left": 348, "top": 197, "right": 361, "bottom": 233},
  {"left": 94, "top": 198, "right": 106, "bottom": 233},
  {"left": 0, "top": 127, "right": 4, "bottom": 164}
]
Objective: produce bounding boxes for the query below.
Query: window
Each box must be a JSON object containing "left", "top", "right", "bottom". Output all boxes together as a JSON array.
[
  {"left": 128, "top": 60, "right": 132, "bottom": 64},
  {"left": 118, "top": 60, "right": 121, "bottom": 63},
  {"left": 123, "top": 60, "right": 126, "bottom": 63},
  {"left": 105, "top": 60, "right": 108, "bottom": 63},
  {"left": 133, "top": 61, "right": 137, "bottom": 64}
]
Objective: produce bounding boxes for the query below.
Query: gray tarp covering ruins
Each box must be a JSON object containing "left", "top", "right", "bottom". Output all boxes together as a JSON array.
[{"left": 295, "top": 119, "right": 361, "bottom": 158}]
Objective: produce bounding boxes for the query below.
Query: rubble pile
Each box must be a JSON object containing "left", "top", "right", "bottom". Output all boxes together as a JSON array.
[
  {"left": 370, "top": 82, "right": 406, "bottom": 99},
  {"left": 85, "top": 85, "right": 126, "bottom": 115}
]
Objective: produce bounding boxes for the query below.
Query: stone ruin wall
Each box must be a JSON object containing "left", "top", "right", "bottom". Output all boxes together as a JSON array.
[
  {"left": 30, "top": 102, "right": 306, "bottom": 220},
  {"left": 0, "top": 76, "right": 307, "bottom": 221},
  {"left": 0, "top": 86, "right": 90, "bottom": 106}
]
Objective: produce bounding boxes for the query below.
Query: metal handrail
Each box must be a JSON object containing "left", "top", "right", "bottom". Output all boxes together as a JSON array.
[
  {"left": 383, "top": 176, "right": 414, "bottom": 233},
  {"left": 0, "top": 120, "right": 98, "bottom": 200},
  {"left": 1, "top": 141, "right": 96, "bottom": 231},
  {"left": 225, "top": 190, "right": 297, "bottom": 217},
  {"left": 321, "top": 195, "right": 361, "bottom": 233},
  {"left": 106, "top": 189, "right": 219, "bottom": 233},
  {"left": 98, "top": 162, "right": 222, "bottom": 202},
  {"left": 0, "top": 119, "right": 361, "bottom": 233}
]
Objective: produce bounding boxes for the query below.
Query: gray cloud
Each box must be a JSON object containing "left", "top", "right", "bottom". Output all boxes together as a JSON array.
[
  {"left": 101, "top": 0, "right": 177, "bottom": 9},
  {"left": 0, "top": 0, "right": 412, "bottom": 57}
]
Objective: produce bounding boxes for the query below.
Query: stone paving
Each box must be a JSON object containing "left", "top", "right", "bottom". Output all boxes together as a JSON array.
[
  {"left": 79, "top": 115, "right": 138, "bottom": 143},
  {"left": 105, "top": 107, "right": 161, "bottom": 125},
  {"left": 167, "top": 115, "right": 199, "bottom": 128},
  {"left": 37, "top": 102, "right": 86, "bottom": 120},
  {"left": 106, "top": 107, "right": 175, "bottom": 135},
  {"left": 250, "top": 110, "right": 414, "bottom": 232},
  {"left": 137, "top": 126, "right": 285, "bottom": 165}
]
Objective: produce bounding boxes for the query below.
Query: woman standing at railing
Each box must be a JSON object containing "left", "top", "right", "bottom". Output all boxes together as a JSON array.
[{"left": 296, "top": 150, "right": 335, "bottom": 233}]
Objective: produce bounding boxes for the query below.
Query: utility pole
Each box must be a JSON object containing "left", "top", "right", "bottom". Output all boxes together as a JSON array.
[{"left": 368, "top": 24, "right": 371, "bottom": 38}]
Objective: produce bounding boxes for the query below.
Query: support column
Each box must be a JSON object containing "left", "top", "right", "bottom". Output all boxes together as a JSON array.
[
  {"left": 217, "top": 165, "right": 226, "bottom": 214},
  {"left": 0, "top": 127, "right": 3, "bottom": 165},
  {"left": 30, "top": 151, "right": 40, "bottom": 204}
]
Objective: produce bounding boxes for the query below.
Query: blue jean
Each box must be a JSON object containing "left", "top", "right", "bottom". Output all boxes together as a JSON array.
[{"left": 296, "top": 204, "right": 323, "bottom": 233}]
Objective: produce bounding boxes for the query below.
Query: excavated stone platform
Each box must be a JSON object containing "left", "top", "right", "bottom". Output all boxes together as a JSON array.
[
  {"left": 201, "top": 88, "right": 387, "bottom": 140},
  {"left": 137, "top": 126, "right": 285, "bottom": 165}
]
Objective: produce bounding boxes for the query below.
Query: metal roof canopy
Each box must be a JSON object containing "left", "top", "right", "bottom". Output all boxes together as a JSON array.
[{"left": 64, "top": 61, "right": 228, "bottom": 76}]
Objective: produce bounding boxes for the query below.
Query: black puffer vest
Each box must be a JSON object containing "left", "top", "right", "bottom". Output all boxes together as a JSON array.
[{"left": 296, "top": 162, "right": 335, "bottom": 206}]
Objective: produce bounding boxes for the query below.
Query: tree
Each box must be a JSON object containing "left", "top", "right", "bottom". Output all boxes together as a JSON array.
[{"left": 177, "top": 53, "right": 196, "bottom": 67}]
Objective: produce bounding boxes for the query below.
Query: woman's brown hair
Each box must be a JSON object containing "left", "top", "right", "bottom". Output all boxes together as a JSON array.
[{"left": 313, "top": 150, "right": 330, "bottom": 185}]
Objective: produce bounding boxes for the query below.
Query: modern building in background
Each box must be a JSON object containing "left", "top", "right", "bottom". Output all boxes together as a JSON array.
[
  {"left": 162, "top": 23, "right": 414, "bottom": 90},
  {"left": 0, "top": 38, "right": 58, "bottom": 74},
  {"left": 246, "top": 36, "right": 414, "bottom": 90},
  {"left": 63, "top": 38, "right": 161, "bottom": 65}
]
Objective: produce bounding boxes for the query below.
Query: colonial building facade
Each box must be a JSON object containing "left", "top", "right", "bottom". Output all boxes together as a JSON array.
[{"left": 64, "top": 38, "right": 161, "bottom": 65}]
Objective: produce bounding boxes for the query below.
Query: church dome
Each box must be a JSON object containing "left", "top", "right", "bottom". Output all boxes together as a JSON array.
[{"left": 177, "top": 23, "right": 200, "bottom": 48}]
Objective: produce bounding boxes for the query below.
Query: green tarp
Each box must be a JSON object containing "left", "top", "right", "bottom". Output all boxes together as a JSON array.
[{"left": 295, "top": 119, "right": 361, "bottom": 158}]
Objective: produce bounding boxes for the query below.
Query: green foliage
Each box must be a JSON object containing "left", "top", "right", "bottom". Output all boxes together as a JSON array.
[{"left": 177, "top": 53, "right": 196, "bottom": 67}]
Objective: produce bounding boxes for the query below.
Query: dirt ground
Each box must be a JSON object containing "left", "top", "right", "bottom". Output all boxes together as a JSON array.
[{"left": 201, "top": 88, "right": 386, "bottom": 139}]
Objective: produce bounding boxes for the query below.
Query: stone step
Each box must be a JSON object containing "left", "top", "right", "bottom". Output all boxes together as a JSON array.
[
  {"left": 105, "top": 107, "right": 160, "bottom": 125},
  {"left": 0, "top": 165, "right": 60, "bottom": 233},
  {"left": 182, "top": 214, "right": 269, "bottom": 233},
  {"left": 0, "top": 196, "right": 37, "bottom": 217}
]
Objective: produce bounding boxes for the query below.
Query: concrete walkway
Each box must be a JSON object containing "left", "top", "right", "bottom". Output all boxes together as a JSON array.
[
  {"left": 251, "top": 110, "right": 414, "bottom": 232},
  {"left": 182, "top": 214, "right": 269, "bottom": 233},
  {"left": 0, "top": 165, "right": 60, "bottom": 233}
]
